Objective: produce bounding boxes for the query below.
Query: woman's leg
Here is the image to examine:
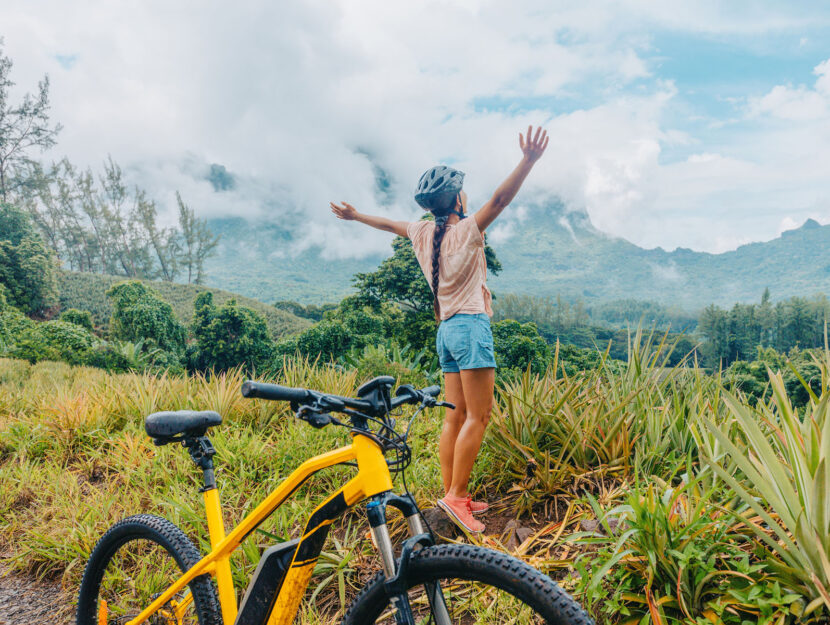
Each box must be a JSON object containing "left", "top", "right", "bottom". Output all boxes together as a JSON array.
[
  {"left": 447, "top": 367, "right": 495, "bottom": 499},
  {"left": 439, "top": 372, "right": 466, "bottom": 494}
]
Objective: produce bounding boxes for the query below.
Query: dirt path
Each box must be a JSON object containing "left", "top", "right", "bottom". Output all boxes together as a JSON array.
[{"left": 0, "top": 562, "right": 72, "bottom": 625}]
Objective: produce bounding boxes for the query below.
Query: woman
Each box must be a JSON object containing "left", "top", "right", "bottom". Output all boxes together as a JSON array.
[{"left": 331, "top": 126, "right": 548, "bottom": 532}]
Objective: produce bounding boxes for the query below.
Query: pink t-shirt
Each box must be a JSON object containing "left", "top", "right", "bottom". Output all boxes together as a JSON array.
[{"left": 407, "top": 218, "right": 493, "bottom": 321}]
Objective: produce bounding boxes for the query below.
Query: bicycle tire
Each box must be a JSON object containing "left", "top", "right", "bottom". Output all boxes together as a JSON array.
[
  {"left": 76, "top": 514, "right": 221, "bottom": 625},
  {"left": 342, "top": 543, "right": 593, "bottom": 625}
]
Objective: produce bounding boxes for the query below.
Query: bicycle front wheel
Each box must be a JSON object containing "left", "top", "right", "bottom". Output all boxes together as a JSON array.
[
  {"left": 341, "top": 543, "right": 593, "bottom": 625},
  {"left": 76, "top": 514, "right": 221, "bottom": 625}
]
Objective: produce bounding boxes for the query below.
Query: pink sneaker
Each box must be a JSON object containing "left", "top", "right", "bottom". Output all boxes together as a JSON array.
[
  {"left": 437, "top": 495, "right": 485, "bottom": 533},
  {"left": 470, "top": 500, "right": 489, "bottom": 515}
]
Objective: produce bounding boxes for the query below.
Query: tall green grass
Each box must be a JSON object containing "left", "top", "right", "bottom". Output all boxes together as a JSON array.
[{"left": 4, "top": 333, "right": 830, "bottom": 623}]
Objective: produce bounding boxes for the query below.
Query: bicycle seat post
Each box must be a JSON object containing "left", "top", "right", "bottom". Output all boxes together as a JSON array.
[
  {"left": 183, "top": 434, "right": 238, "bottom": 622},
  {"left": 183, "top": 435, "right": 217, "bottom": 491}
]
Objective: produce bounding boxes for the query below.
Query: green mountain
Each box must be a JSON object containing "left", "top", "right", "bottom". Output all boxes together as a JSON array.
[
  {"left": 203, "top": 217, "right": 381, "bottom": 304},
  {"left": 57, "top": 271, "right": 311, "bottom": 338},
  {"left": 489, "top": 204, "right": 830, "bottom": 309},
  {"left": 203, "top": 205, "right": 830, "bottom": 310}
]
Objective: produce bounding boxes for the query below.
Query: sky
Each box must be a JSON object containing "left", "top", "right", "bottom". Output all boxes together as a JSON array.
[{"left": 2, "top": 0, "right": 830, "bottom": 257}]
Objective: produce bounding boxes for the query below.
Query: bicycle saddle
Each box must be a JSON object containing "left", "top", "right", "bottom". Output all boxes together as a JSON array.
[{"left": 145, "top": 410, "right": 222, "bottom": 443}]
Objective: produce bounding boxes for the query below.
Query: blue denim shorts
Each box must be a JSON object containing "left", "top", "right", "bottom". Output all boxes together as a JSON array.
[{"left": 436, "top": 313, "right": 497, "bottom": 373}]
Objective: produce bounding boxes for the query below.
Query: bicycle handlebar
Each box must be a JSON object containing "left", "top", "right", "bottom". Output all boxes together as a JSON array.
[
  {"left": 241, "top": 380, "right": 374, "bottom": 412},
  {"left": 241, "top": 379, "right": 444, "bottom": 416},
  {"left": 241, "top": 381, "right": 313, "bottom": 403}
]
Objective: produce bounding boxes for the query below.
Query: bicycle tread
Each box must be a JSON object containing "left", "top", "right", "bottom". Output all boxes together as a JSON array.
[
  {"left": 76, "top": 514, "right": 221, "bottom": 625},
  {"left": 342, "top": 542, "right": 593, "bottom": 625}
]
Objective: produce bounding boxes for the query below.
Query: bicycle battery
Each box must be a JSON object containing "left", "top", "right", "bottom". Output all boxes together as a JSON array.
[{"left": 235, "top": 538, "right": 300, "bottom": 625}]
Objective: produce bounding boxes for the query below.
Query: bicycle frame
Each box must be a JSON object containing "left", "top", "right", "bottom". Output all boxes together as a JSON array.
[{"left": 124, "top": 431, "right": 395, "bottom": 625}]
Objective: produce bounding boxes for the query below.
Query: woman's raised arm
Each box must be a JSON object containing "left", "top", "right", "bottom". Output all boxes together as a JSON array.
[
  {"left": 474, "top": 126, "right": 548, "bottom": 232},
  {"left": 330, "top": 201, "right": 410, "bottom": 238}
]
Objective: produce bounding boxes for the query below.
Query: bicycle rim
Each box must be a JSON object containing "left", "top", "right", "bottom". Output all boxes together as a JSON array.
[{"left": 94, "top": 537, "right": 200, "bottom": 624}]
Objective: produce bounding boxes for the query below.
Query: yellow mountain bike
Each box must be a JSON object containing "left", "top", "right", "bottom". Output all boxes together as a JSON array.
[{"left": 75, "top": 376, "right": 592, "bottom": 624}]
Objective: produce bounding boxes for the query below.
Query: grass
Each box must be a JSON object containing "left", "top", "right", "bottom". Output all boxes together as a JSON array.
[
  {"left": 56, "top": 270, "right": 311, "bottom": 338},
  {"left": 3, "top": 336, "right": 830, "bottom": 623}
]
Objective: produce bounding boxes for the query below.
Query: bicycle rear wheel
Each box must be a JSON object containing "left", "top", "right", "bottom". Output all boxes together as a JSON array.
[
  {"left": 76, "top": 514, "right": 221, "bottom": 625},
  {"left": 342, "top": 543, "right": 592, "bottom": 625}
]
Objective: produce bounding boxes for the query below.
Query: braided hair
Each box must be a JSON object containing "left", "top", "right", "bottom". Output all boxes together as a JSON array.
[
  {"left": 414, "top": 166, "right": 465, "bottom": 321},
  {"left": 430, "top": 215, "right": 450, "bottom": 322}
]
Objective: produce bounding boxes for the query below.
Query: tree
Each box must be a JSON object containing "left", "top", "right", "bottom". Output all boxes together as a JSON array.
[
  {"left": 0, "top": 40, "right": 62, "bottom": 203},
  {"left": 351, "top": 220, "right": 502, "bottom": 352},
  {"left": 0, "top": 202, "right": 58, "bottom": 316},
  {"left": 106, "top": 281, "right": 186, "bottom": 355},
  {"left": 189, "top": 292, "right": 272, "bottom": 372},
  {"left": 491, "top": 319, "right": 550, "bottom": 376},
  {"left": 60, "top": 308, "right": 94, "bottom": 332},
  {"left": 136, "top": 188, "right": 179, "bottom": 281},
  {"left": 9, "top": 319, "right": 95, "bottom": 364},
  {"left": 177, "top": 192, "right": 219, "bottom": 284}
]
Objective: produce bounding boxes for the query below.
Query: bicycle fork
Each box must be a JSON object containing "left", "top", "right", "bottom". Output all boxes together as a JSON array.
[{"left": 367, "top": 493, "right": 451, "bottom": 625}]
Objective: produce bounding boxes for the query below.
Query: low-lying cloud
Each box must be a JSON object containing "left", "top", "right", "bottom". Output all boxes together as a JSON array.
[{"left": 2, "top": 0, "right": 829, "bottom": 257}]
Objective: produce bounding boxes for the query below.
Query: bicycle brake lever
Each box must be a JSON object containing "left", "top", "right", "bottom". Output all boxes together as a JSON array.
[
  {"left": 306, "top": 412, "right": 333, "bottom": 429},
  {"left": 434, "top": 400, "right": 456, "bottom": 410},
  {"left": 297, "top": 405, "right": 333, "bottom": 429}
]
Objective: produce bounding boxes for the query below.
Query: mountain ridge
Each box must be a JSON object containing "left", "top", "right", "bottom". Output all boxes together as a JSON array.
[{"left": 202, "top": 205, "right": 830, "bottom": 310}]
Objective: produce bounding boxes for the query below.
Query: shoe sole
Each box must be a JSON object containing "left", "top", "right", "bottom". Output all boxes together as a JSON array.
[
  {"left": 471, "top": 504, "right": 489, "bottom": 515},
  {"left": 437, "top": 499, "right": 484, "bottom": 533}
]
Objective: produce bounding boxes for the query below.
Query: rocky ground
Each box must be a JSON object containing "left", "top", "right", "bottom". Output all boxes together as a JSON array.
[{"left": 0, "top": 562, "right": 72, "bottom": 625}]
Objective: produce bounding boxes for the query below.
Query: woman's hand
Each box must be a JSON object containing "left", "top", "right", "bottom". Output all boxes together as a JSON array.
[
  {"left": 330, "top": 201, "right": 409, "bottom": 237},
  {"left": 473, "top": 125, "right": 548, "bottom": 232},
  {"left": 519, "top": 125, "right": 549, "bottom": 163},
  {"left": 330, "top": 201, "right": 359, "bottom": 220}
]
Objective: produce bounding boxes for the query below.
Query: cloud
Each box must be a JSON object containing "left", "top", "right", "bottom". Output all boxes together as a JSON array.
[
  {"left": 749, "top": 58, "right": 830, "bottom": 120},
  {"left": 651, "top": 262, "right": 682, "bottom": 282},
  {"left": 1, "top": 1, "right": 830, "bottom": 258}
]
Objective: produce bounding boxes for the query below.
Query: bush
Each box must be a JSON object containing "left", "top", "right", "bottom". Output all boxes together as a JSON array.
[
  {"left": 725, "top": 346, "right": 822, "bottom": 407},
  {"left": 278, "top": 307, "right": 389, "bottom": 364},
  {"left": 492, "top": 319, "right": 550, "bottom": 377},
  {"left": 189, "top": 292, "right": 273, "bottom": 372},
  {"left": 60, "top": 308, "right": 94, "bottom": 332},
  {"left": 8, "top": 320, "right": 96, "bottom": 364},
  {"left": 106, "top": 281, "right": 186, "bottom": 356},
  {"left": 0, "top": 204, "right": 59, "bottom": 317},
  {"left": 80, "top": 344, "right": 133, "bottom": 373}
]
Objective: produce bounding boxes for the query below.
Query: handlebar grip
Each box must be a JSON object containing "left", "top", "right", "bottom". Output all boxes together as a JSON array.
[
  {"left": 422, "top": 385, "right": 441, "bottom": 398},
  {"left": 241, "top": 380, "right": 312, "bottom": 403}
]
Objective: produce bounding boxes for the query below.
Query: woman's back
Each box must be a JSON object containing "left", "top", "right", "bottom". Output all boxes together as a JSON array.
[{"left": 407, "top": 218, "right": 492, "bottom": 321}]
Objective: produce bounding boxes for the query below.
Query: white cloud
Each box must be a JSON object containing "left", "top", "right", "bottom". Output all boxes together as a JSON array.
[
  {"left": 651, "top": 262, "right": 681, "bottom": 282},
  {"left": 749, "top": 58, "right": 830, "bottom": 120},
  {"left": 1, "top": 1, "right": 829, "bottom": 258}
]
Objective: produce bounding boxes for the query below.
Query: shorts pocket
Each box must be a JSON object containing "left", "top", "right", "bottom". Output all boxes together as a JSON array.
[{"left": 444, "top": 325, "right": 471, "bottom": 360}]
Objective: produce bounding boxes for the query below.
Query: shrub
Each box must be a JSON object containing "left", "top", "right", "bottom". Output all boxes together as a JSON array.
[
  {"left": 492, "top": 319, "right": 550, "bottom": 376},
  {"left": 0, "top": 308, "right": 36, "bottom": 352},
  {"left": 0, "top": 203, "right": 59, "bottom": 317},
  {"left": 575, "top": 479, "right": 784, "bottom": 624},
  {"left": 106, "top": 281, "right": 186, "bottom": 355},
  {"left": 60, "top": 308, "right": 94, "bottom": 332},
  {"left": 81, "top": 344, "right": 133, "bottom": 373},
  {"left": 8, "top": 320, "right": 96, "bottom": 364},
  {"left": 189, "top": 292, "right": 273, "bottom": 372},
  {"left": 725, "top": 346, "right": 823, "bottom": 408},
  {"left": 279, "top": 308, "right": 388, "bottom": 363},
  {"left": 338, "top": 342, "right": 439, "bottom": 387}
]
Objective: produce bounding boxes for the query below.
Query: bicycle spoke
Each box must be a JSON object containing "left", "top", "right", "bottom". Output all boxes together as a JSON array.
[
  {"left": 372, "top": 577, "right": 546, "bottom": 624},
  {"left": 97, "top": 538, "right": 200, "bottom": 625}
]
